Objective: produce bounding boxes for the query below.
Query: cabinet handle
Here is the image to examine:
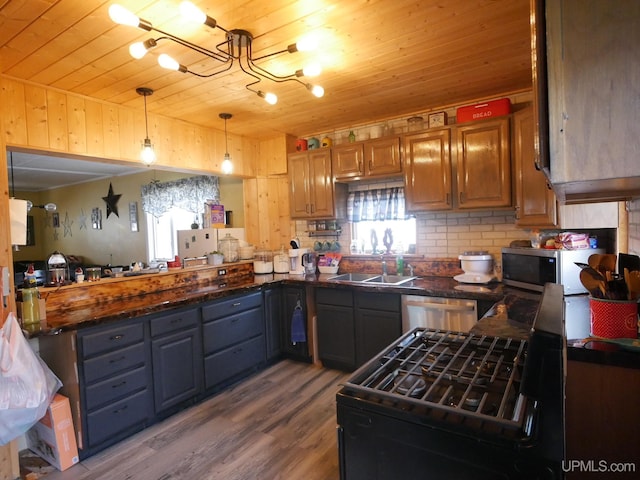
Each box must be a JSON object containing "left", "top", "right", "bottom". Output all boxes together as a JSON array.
[
  {"left": 113, "top": 405, "right": 128, "bottom": 414},
  {"left": 368, "top": 160, "right": 373, "bottom": 171},
  {"left": 305, "top": 204, "right": 310, "bottom": 214},
  {"left": 110, "top": 334, "right": 124, "bottom": 341},
  {"left": 310, "top": 204, "right": 315, "bottom": 213},
  {"left": 170, "top": 318, "right": 183, "bottom": 324},
  {"left": 111, "top": 381, "right": 127, "bottom": 389},
  {"left": 459, "top": 191, "right": 465, "bottom": 204},
  {"left": 446, "top": 193, "right": 451, "bottom": 205},
  {"left": 514, "top": 205, "right": 520, "bottom": 220},
  {"left": 232, "top": 302, "right": 241, "bottom": 307},
  {"left": 109, "top": 356, "right": 126, "bottom": 364}
]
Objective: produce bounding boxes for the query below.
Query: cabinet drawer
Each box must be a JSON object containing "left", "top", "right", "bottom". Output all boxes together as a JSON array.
[
  {"left": 86, "top": 388, "right": 151, "bottom": 448},
  {"left": 202, "top": 308, "right": 264, "bottom": 354},
  {"left": 316, "top": 288, "right": 353, "bottom": 307},
  {"left": 150, "top": 308, "right": 199, "bottom": 338},
  {"left": 83, "top": 342, "right": 147, "bottom": 384},
  {"left": 81, "top": 322, "right": 145, "bottom": 358},
  {"left": 356, "top": 292, "right": 400, "bottom": 312},
  {"left": 202, "top": 292, "right": 262, "bottom": 321},
  {"left": 84, "top": 366, "right": 148, "bottom": 411},
  {"left": 204, "top": 336, "right": 266, "bottom": 389}
]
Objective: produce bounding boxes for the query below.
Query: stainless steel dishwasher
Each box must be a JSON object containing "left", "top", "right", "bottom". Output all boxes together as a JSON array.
[{"left": 401, "top": 295, "right": 478, "bottom": 333}]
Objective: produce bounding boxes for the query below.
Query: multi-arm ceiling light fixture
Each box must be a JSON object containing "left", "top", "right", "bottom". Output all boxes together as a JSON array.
[{"left": 109, "top": 2, "right": 325, "bottom": 105}]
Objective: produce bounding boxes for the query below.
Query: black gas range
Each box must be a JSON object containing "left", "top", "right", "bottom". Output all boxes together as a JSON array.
[{"left": 337, "top": 283, "right": 565, "bottom": 480}]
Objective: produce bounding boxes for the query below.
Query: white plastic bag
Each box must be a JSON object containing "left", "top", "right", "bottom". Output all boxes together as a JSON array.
[{"left": 0, "top": 312, "right": 61, "bottom": 445}]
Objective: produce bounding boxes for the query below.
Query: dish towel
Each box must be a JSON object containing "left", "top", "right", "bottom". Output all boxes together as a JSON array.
[{"left": 291, "top": 301, "right": 306, "bottom": 344}]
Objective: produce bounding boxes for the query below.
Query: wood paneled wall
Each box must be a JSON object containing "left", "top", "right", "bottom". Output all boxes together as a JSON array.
[{"left": 0, "top": 75, "right": 258, "bottom": 176}]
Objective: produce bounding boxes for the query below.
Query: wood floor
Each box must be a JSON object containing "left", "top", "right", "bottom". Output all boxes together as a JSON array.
[{"left": 39, "top": 360, "right": 349, "bottom": 480}]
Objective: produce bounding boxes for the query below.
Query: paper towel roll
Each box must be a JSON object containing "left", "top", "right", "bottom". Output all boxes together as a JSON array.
[{"left": 9, "top": 198, "right": 28, "bottom": 245}]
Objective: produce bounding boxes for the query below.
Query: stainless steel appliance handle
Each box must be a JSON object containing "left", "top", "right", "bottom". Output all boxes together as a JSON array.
[{"left": 404, "top": 301, "right": 475, "bottom": 312}]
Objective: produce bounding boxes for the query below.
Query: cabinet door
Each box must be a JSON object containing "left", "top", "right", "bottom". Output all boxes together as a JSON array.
[
  {"left": 151, "top": 327, "right": 202, "bottom": 413},
  {"left": 263, "top": 286, "right": 282, "bottom": 361},
  {"left": 456, "top": 117, "right": 511, "bottom": 209},
  {"left": 404, "top": 129, "right": 452, "bottom": 211},
  {"left": 281, "top": 286, "right": 311, "bottom": 362},
  {"left": 513, "top": 107, "right": 557, "bottom": 227},
  {"left": 307, "top": 149, "right": 334, "bottom": 218},
  {"left": 316, "top": 288, "right": 355, "bottom": 371},
  {"left": 333, "top": 143, "right": 364, "bottom": 180},
  {"left": 288, "top": 152, "right": 311, "bottom": 217},
  {"left": 365, "top": 137, "right": 402, "bottom": 177},
  {"left": 355, "top": 292, "right": 401, "bottom": 367}
]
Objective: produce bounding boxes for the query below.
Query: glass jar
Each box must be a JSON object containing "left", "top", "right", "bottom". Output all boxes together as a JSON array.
[
  {"left": 253, "top": 249, "right": 273, "bottom": 274},
  {"left": 218, "top": 233, "right": 239, "bottom": 263}
]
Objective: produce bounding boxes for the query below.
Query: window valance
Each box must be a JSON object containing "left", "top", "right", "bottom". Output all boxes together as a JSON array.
[
  {"left": 140, "top": 175, "right": 219, "bottom": 218},
  {"left": 346, "top": 187, "right": 407, "bottom": 222}
]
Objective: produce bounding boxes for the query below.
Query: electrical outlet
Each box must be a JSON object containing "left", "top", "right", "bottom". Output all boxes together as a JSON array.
[{"left": 218, "top": 268, "right": 227, "bottom": 276}]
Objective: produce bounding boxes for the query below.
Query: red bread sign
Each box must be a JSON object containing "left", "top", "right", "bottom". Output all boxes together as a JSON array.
[{"left": 456, "top": 98, "right": 511, "bottom": 123}]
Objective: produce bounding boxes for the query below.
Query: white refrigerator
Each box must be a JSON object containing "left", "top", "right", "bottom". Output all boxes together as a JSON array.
[{"left": 177, "top": 228, "right": 245, "bottom": 259}]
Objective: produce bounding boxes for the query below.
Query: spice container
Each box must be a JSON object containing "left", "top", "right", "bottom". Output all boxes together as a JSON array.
[
  {"left": 218, "top": 233, "right": 239, "bottom": 262},
  {"left": 253, "top": 249, "right": 273, "bottom": 274}
]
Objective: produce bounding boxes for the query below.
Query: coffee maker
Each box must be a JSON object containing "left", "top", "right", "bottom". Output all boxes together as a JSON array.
[{"left": 288, "top": 248, "right": 307, "bottom": 275}]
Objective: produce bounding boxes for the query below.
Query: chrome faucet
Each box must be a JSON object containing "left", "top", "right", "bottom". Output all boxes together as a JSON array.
[
  {"left": 382, "top": 259, "right": 387, "bottom": 275},
  {"left": 407, "top": 263, "right": 414, "bottom": 276}
]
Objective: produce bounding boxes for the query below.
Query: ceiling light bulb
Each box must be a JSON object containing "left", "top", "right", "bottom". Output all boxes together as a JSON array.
[
  {"left": 141, "top": 138, "right": 156, "bottom": 166},
  {"left": 308, "top": 84, "right": 324, "bottom": 98},
  {"left": 180, "top": 1, "right": 206, "bottom": 23},
  {"left": 43, "top": 203, "right": 57, "bottom": 212},
  {"left": 257, "top": 91, "right": 278, "bottom": 105},
  {"left": 158, "top": 53, "right": 187, "bottom": 73},
  {"left": 109, "top": 4, "right": 140, "bottom": 27},
  {"left": 26, "top": 200, "right": 33, "bottom": 212},
  {"left": 129, "top": 42, "right": 148, "bottom": 59},
  {"left": 295, "top": 34, "right": 318, "bottom": 52},
  {"left": 221, "top": 153, "right": 233, "bottom": 174},
  {"left": 302, "top": 63, "right": 322, "bottom": 77}
]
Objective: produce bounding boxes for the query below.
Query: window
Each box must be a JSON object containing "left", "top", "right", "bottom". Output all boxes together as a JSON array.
[
  {"left": 347, "top": 186, "right": 416, "bottom": 254},
  {"left": 351, "top": 218, "right": 416, "bottom": 254},
  {"left": 146, "top": 207, "right": 198, "bottom": 261}
]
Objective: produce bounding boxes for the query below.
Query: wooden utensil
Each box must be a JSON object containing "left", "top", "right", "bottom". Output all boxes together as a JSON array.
[
  {"left": 588, "top": 253, "right": 617, "bottom": 276},
  {"left": 579, "top": 268, "right": 607, "bottom": 298},
  {"left": 625, "top": 268, "right": 640, "bottom": 301}
]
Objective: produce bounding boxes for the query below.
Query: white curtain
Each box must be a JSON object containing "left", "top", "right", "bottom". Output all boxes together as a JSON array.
[
  {"left": 140, "top": 175, "right": 219, "bottom": 218},
  {"left": 347, "top": 187, "right": 407, "bottom": 222}
]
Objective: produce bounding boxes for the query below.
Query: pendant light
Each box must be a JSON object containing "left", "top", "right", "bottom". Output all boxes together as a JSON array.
[
  {"left": 137, "top": 87, "right": 156, "bottom": 166},
  {"left": 219, "top": 113, "right": 233, "bottom": 175}
]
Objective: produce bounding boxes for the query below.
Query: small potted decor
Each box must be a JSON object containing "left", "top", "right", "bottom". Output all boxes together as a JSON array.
[{"left": 207, "top": 251, "right": 224, "bottom": 265}]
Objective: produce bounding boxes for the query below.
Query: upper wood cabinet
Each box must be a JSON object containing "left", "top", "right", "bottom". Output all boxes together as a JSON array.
[
  {"left": 455, "top": 117, "right": 511, "bottom": 209},
  {"left": 333, "top": 137, "right": 402, "bottom": 181},
  {"left": 539, "top": 0, "right": 640, "bottom": 202},
  {"left": 288, "top": 150, "right": 340, "bottom": 219},
  {"left": 513, "top": 106, "right": 557, "bottom": 228},
  {"left": 405, "top": 117, "right": 512, "bottom": 213},
  {"left": 404, "top": 129, "right": 453, "bottom": 211}
]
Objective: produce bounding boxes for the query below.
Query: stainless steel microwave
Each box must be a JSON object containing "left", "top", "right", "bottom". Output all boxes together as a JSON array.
[{"left": 501, "top": 247, "right": 604, "bottom": 295}]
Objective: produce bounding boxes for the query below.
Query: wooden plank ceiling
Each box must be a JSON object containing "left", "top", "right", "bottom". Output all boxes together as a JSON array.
[{"left": 0, "top": 0, "right": 532, "bottom": 139}]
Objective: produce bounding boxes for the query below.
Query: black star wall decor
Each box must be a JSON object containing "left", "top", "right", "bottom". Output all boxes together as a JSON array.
[{"left": 102, "top": 182, "right": 122, "bottom": 218}]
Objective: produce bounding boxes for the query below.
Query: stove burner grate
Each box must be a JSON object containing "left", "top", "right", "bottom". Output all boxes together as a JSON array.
[{"left": 342, "top": 328, "right": 531, "bottom": 432}]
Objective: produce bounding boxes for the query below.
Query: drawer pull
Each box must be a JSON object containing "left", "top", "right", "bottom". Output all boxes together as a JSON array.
[
  {"left": 170, "top": 318, "right": 183, "bottom": 324},
  {"left": 113, "top": 405, "right": 128, "bottom": 414},
  {"left": 110, "top": 334, "right": 125, "bottom": 341},
  {"left": 111, "top": 381, "right": 127, "bottom": 389},
  {"left": 232, "top": 302, "right": 242, "bottom": 307},
  {"left": 109, "top": 356, "right": 126, "bottom": 364}
]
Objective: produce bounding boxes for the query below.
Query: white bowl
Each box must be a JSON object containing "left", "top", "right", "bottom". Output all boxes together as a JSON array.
[
  {"left": 318, "top": 265, "right": 339, "bottom": 274},
  {"left": 458, "top": 253, "right": 493, "bottom": 275}
]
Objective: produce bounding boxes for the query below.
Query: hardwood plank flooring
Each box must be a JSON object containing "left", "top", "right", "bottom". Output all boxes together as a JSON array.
[{"left": 36, "top": 360, "right": 349, "bottom": 480}]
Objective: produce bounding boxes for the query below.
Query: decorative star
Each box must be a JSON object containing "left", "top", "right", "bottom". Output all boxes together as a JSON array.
[
  {"left": 102, "top": 182, "right": 122, "bottom": 218},
  {"left": 78, "top": 208, "right": 88, "bottom": 230},
  {"left": 63, "top": 212, "right": 73, "bottom": 237}
]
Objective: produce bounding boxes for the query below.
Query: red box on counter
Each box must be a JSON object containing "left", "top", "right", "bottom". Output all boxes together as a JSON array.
[{"left": 456, "top": 98, "right": 511, "bottom": 123}]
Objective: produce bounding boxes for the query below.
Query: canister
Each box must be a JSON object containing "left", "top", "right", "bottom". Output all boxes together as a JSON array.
[
  {"left": 307, "top": 137, "right": 320, "bottom": 149},
  {"left": 253, "top": 249, "right": 273, "bottom": 274},
  {"left": 218, "top": 233, "right": 239, "bottom": 262},
  {"left": 295, "top": 138, "right": 308, "bottom": 151},
  {"left": 273, "top": 248, "right": 290, "bottom": 273}
]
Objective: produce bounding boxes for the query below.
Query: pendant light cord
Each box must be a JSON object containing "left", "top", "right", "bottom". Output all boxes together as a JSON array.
[{"left": 143, "top": 93, "right": 150, "bottom": 139}]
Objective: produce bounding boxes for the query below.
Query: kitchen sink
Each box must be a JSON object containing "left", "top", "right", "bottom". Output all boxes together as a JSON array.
[
  {"left": 328, "top": 273, "right": 381, "bottom": 282},
  {"left": 327, "top": 273, "right": 417, "bottom": 286},
  {"left": 363, "top": 275, "right": 417, "bottom": 286}
]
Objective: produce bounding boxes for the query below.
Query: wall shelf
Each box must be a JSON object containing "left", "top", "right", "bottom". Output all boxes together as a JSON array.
[{"left": 308, "top": 229, "right": 342, "bottom": 237}]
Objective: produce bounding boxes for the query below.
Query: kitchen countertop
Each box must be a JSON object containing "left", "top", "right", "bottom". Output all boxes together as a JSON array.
[{"left": 30, "top": 268, "right": 638, "bottom": 368}]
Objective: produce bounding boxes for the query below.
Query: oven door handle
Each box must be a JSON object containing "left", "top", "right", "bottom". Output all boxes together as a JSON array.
[{"left": 404, "top": 301, "right": 475, "bottom": 312}]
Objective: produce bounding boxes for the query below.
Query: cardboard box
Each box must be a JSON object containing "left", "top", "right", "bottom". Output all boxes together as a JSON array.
[
  {"left": 26, "top": 394, "right": 79, "bottom": 471},
  {"left": 456, "top": 98, "right": 511, "bottom": 123}
]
